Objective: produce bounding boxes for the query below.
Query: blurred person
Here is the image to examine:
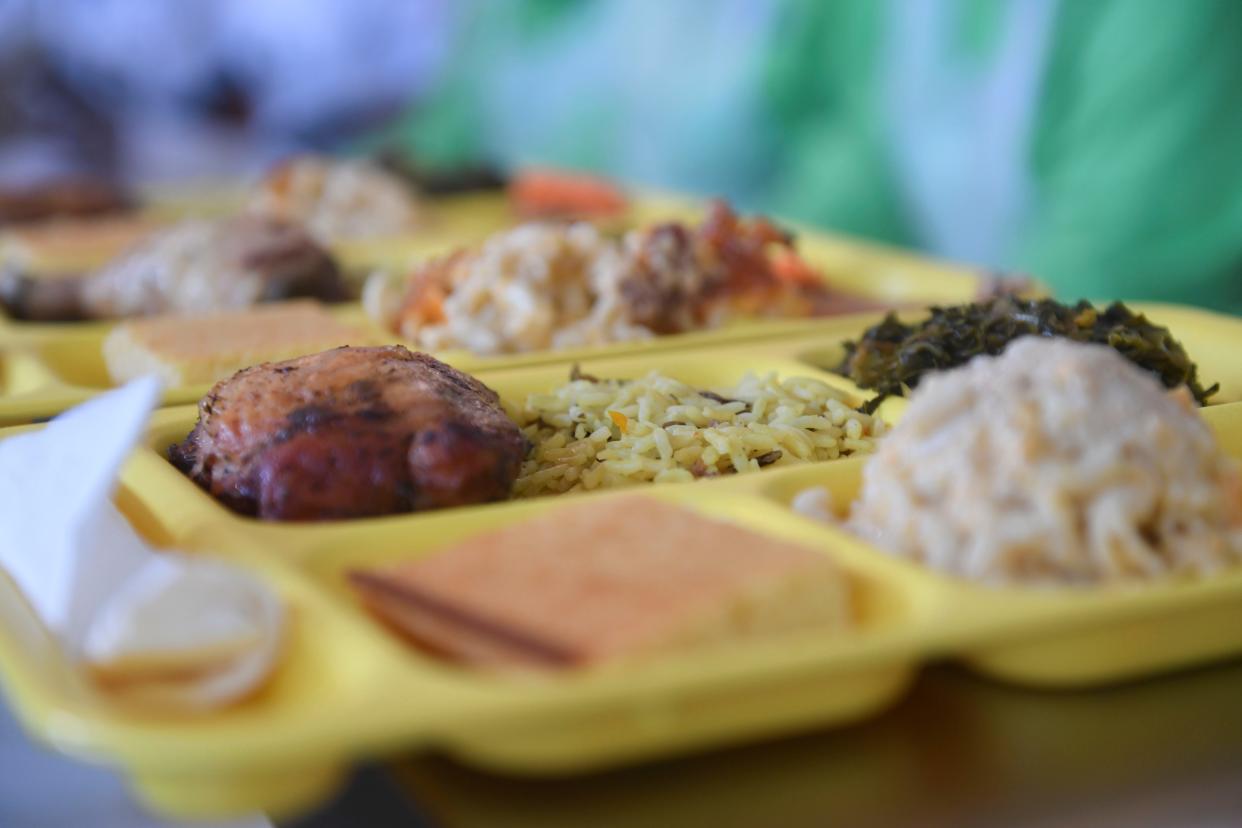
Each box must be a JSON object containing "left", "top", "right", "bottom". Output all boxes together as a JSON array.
[
  {"left": 0, "top": 0, "right": 119, "bottom": 185},
  {"left": 0, "top": 0, "right": 454, "bottom": 184},
  {"left": 384, "top": 0, "right": 1242, "bottom": 310}
]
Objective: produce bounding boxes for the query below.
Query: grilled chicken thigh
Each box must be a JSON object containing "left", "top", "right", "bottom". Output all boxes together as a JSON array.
[{"left": 171, "top": 346, "right": 527, "bottom": 521}]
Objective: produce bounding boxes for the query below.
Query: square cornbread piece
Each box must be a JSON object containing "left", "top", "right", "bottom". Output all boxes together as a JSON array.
[
  {"left": 103, "top": 300, "right": 376, "bottom": 386},
  {"left": 349, "top": 496, "right": 852, "bottom": 670},
  {"left": 3, "top": 214, "right": 162, "bottom": 272}
]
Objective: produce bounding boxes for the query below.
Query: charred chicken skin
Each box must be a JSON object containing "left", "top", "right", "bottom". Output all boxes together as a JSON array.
[
  {"left": 171, "top": 346, "right": 527, "bottom": 521},
  {"left": 619, "top": 200, "right": 888, "bottom": 332}
]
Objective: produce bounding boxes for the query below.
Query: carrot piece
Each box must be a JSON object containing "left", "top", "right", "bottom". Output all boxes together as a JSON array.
[
  {"left": 608, "top": 410, "right": 629, "bottom": 434},
  {"left": 770, "top": 250, "right": 823, "bottom": 287},
  {"left": 510, "top": 168, "right": 628, "bottom": 218},
  {"left": 404, "top": 281, "right": 447, "bottom": 325}
]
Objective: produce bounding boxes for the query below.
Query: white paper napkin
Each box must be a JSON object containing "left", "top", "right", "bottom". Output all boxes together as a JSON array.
[{"left": 0, "top": 378, "right": 283, "bottom": 710}]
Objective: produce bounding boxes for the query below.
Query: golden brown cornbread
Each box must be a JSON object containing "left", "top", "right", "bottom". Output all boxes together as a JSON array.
[
  {"left": 350, "top": 496, "right": 853, "bottom": 670},
  {"left": 2, "top": 215, "right": 161, "bottom": 272},
  {"left": 103, "top": 301, "right": 374, "bottom": 386}
]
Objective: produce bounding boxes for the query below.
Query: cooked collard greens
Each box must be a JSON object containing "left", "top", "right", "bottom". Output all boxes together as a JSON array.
[{"left": 837, "top": 298, "right": 1218, "bottom": 413}]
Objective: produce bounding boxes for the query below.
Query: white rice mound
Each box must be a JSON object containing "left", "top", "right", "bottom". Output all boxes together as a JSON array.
[
  {"left": 82, "top": 220, "right": 267, "bottom": 317},
  {"left": 248, "top": 156, "right": 419, "bottom": 242},
  {"left": 849, "top": 337, "right": 1242, "bottom": 586},
  {"left": 393, "top": 222, "right": 652, "bottom": 354},
  {"left": 514, "top": 370, "right": 884, "bottom": 497}
]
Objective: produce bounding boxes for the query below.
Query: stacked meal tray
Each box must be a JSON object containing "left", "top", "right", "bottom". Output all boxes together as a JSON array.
[
  {"left": 2, "top": 186, "right": 1241, "bottom": 822},
  {"left": 0, "top": 188, "right": 983, "bottom": 426}
]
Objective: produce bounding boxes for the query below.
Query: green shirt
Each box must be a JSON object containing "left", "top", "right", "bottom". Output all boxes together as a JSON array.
[{"left": 382, "top": 0, "right": 1242, "bottom": 311}]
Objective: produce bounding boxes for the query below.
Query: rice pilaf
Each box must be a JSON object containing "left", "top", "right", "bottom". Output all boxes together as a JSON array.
[{"left": 513, "top": 369, "right": 884, "bottom": 496}]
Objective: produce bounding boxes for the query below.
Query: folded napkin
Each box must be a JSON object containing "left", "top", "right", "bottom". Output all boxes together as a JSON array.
[{"left": 0, "top": 378, "right": 284, "bottom": 710}]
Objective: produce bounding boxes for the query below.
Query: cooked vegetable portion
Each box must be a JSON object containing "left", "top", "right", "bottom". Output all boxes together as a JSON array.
[{"left": 836, "top": 298, "right": 1218, "bottom": 413}]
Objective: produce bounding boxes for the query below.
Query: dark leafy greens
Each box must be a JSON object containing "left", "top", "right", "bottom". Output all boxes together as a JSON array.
[{"left": 836, "top": 298, "right": 1219, "bottom": 414}]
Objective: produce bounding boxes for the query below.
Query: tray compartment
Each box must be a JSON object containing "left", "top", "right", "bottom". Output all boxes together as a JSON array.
[
  {"left": 794, "top": 229, "right": 984, "bottom": 306},
  {"left": 0, "top": 308, "right": 884, "bottom": 424},
  {"left": 0, "top": 348, "right": 72, "bottom": 425},
  {"left": 293, "top": 489, "right": 931, "bottom": 775},
  {"left": 0, "top": 304, "right": 403, "bottom": 423},
  {"left": 756, "top": 409, "right": 1242, "bottom": 686},
  {"left": 0, "top": 503, "right": 490, "bottom": 819},
  {"left": 128, "top": 348, "right": 893, "bottom": 557},
  {"left": 30, "top": 329, "right": 114, "bottom": 390},
  {"left": 782, "top": 301, "right": 1242, "bottom": 406},
  {"left": 0, "top": 349, "right": 58, "bottom": 398},
  {"left": 0, "top": 190, "right": 994, "bottom": 422}
]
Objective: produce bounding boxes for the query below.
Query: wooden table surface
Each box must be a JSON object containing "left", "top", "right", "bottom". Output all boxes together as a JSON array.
[
  {"left": 295, "top": 660, "right": 1242, "bottom": 828},
  {"left": 7, "top": 658, "right": 1242, "bottom": 827}
]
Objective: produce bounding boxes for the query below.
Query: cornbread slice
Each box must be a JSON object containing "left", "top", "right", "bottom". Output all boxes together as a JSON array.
[
  {"left": 3, "top": 214, "right": 161, "bottom": 272},
  {"left": 348, "top": 496, "right": 852, "bottom": 670},
  {"left": 103, "top": 301, "right": 375, "bottom": 386}
]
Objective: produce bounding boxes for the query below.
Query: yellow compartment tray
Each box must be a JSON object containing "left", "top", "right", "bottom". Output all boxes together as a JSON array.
[
  {"left": 0, "top": 305, "right": 393, "bottom": 426},
  {"left": 3, "top": 296, "right": 1235, "bottom": 428},
  {"left": 704, "top": 301, "right": 1242, "bottom": 406},
  {"left": 3, "top": 339, "right": 1242, "bottom": 820},
  {"left": 0, "top": 191, "right": 991, "bottom": 424},
  {"left": 0, "top": 188, "right": 516, "bottom": 274},
  {"left": 0, "top": 306, "right": 888, "bottom": 426}
]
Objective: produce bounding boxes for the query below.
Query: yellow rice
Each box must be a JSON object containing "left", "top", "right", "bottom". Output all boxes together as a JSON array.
[{"left": 513, "top": 370, "right": 884, "bottom": 497}]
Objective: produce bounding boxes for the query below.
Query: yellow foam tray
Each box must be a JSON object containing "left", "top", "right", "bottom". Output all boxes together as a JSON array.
[
  {"left": 0, "top": 306, "right": 893, "bottom": 426},
  {"left": 1, "top": 294, "right": 1235, "bottom": 428},
  {"left": 0, "top": 191, "right": 991, "bottom": 424},
  {"left": 2, "top": 337, "right": 1242, "bottom": 820},
  {"left": 0, "top": 187, "right": 515, "bottom": 274},
  {"left": 0, "top": 306, "right": 389, "bottom": 426}
]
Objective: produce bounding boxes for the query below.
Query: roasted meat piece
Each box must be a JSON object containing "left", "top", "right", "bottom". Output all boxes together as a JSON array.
[
  {"left": 835, "top": 297, "right": 1219, "bottom": 413},
  {"left": 0, "top": 216, "right": 346, "bottom": 321},
  {"left": 171, "top": 346, "right": 527, "bottom": 521},
  {"left": 621, "top": 200, "right": 882, "bottom": 333}
]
